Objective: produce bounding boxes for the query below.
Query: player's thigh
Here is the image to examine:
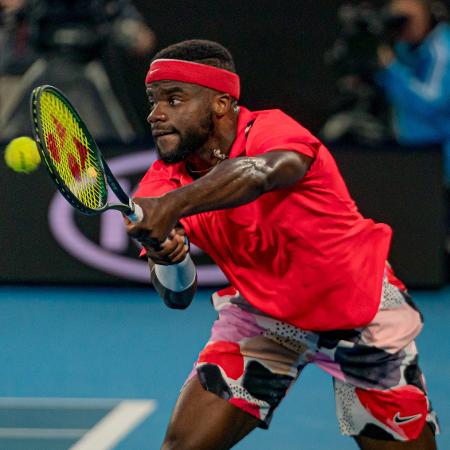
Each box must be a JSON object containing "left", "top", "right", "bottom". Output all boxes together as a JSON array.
[{"left": 161, "top": 375, "right": 259, "bottom": 450}]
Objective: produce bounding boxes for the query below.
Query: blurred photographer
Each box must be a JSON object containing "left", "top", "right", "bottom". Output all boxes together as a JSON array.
[
  {"left": 324, "top": 0, "right": 450, "bottom": 271},
  {"left": 321, "top": 1, "right": 410, "bottom": 145},
  {"left": 0, "top": 0, "right": 156, "bottom": 142},
  {"left": 375, "top": 0, "right": 450, "bottom": 184}
]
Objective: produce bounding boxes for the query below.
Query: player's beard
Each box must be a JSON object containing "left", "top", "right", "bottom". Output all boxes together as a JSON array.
[{"left": 156, "top": 110, "right": 214, "bottom": 164}]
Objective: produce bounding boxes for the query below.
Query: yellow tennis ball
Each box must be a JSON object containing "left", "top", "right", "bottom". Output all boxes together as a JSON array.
[{"left": 4, "top": 136, "right": 41, "bottom": 173}]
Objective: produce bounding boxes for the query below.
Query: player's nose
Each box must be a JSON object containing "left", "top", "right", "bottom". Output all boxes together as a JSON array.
[{"left": 147, "top": 104, "right": 168, "bottom": 124}]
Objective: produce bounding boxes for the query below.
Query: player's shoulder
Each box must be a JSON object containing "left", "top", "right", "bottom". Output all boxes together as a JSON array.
[
  {"left": 251, "top": 108, "right": 313, "bottom": 136},
  {"left": 241, "top": 107, "right": 323, "bottom": 158},
  {"left": 247, "top": 108, "right": 320, "bottom": 148},
  {"left": 253, "top": 108, "right": 298, "bottom": 123}
]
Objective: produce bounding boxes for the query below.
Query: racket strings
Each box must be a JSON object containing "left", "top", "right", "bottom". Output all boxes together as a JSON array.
[{"left": 39, "top": 91, "right": 107, "bottom": 209}]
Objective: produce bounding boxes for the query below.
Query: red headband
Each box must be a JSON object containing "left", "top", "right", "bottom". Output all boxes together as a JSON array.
[{"left": 145, "top": 59, "right": 240, "bottom": 100}]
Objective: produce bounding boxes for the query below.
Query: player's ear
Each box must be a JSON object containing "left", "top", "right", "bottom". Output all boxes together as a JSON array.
[{"left": 212, "top": 93, "right": 232, "bottom": 117}]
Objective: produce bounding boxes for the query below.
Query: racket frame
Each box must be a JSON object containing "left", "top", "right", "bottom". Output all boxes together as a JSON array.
[{"left": 30, "top": 85, "right": 142, "bottom": 221}]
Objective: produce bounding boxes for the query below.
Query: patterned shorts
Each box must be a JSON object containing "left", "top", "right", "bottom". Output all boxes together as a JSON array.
[{"left": 185, "top": 278, "right": 439, "bottom": 441}]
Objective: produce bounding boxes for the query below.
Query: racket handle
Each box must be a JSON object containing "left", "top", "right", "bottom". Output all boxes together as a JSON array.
[{"left": 126, "top": 202, "right": 144, "bottom": 223}]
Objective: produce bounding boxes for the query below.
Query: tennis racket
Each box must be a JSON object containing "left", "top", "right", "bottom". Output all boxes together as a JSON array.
[{"left": 30, "top": 84, "right": 143, "bottom": 223}]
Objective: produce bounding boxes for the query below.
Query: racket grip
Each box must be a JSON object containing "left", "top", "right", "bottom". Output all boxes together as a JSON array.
[{"left": 127, "top": 202, "right": 144, "bottom": 223}]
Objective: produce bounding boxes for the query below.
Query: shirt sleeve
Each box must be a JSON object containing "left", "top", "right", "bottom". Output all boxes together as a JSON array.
[{"left": 245, "top": 109, "right": 321, "bottom": 158}]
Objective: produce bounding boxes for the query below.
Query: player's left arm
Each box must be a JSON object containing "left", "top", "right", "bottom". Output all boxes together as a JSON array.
[
  {"left": 132, "top": 150, "right": 312, "bottom": 242},
  {"left": 148, "top": 254, "right": 197, "bottom": 310},
  {"left": 127, "top": 222, "right": 197, "bottom": 309}
]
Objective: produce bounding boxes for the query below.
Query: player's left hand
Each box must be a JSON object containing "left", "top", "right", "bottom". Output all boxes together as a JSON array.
[{"left": 126, "top": 222, "right": 188, "bottom": 265}]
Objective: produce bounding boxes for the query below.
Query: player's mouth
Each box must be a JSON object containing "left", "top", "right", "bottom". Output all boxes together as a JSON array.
[
  {"left": 153, "top": 130, "right": 180, "bottom": 151},
  {"left": 152, "top": 129, "right": 177, "bottom": 138}
]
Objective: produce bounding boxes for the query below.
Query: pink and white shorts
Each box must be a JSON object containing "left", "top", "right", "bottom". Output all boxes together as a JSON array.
[{"left": 186, "top": 277, "right": 439, "bottom": 441}]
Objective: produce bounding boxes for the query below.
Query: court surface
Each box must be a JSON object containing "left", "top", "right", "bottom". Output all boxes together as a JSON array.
[{"left": 0, "top": 285, "right": 448, "bottom": 449}]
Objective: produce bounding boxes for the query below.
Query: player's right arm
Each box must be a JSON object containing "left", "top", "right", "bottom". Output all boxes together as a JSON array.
[
  {"left": 132, "top": 150, "right": 312, "bottom": 243},
  {"left": 127, "top": 222, "right": 197, "bottom": 309}
]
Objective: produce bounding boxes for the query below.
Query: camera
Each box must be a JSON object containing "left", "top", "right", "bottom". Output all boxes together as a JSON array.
[
  {"left": 320, "top": 2, "right": 409, "bottom": 145},
  {"left": 325, "top": 1, "right": 409, "bottom": 78}
]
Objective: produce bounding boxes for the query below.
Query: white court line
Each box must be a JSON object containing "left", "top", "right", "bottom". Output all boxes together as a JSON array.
[
  {"left": 0, "top": 397, "right": 121, "bottom": 408},
  {"left": 69, "top": 400, "right": 157, "bottom": 450},
  {"left": 0, "top": 428, "right": 86, "bottom": 438}
]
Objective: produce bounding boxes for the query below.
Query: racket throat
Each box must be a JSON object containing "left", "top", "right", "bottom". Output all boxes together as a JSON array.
[{"left": 108, "top": 199, "right": 144, "bottom": 223}]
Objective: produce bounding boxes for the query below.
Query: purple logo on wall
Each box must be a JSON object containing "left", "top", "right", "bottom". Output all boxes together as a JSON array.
[{"left": 48, "top": 150, "right": 227, "bottom": 285}]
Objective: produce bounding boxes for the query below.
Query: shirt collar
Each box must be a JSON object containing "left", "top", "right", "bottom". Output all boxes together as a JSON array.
[{"left": 228, "top": 106, "right": 256, "bottom": 158}]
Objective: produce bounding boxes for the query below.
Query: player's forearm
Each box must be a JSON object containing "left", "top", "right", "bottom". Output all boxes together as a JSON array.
[
  {"left": 165, "top": 152, "right": 309, "bottom": 217},
  {"left": 175, "top": 157, "right": 267, "bottom": 216}
]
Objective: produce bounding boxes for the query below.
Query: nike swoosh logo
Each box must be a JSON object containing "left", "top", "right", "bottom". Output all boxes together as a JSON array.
[{"left": 393, "top": 412, "right": 423, "bottom": 424}]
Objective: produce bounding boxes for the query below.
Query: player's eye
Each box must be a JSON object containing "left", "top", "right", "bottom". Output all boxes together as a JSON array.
[{"left": 168, "top": 97, "right": 181, "bottom": 106}]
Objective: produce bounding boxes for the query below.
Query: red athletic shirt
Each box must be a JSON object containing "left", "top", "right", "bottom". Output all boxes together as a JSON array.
[{"left": 134, "top": 107, "right": 393, "bottom": 331}]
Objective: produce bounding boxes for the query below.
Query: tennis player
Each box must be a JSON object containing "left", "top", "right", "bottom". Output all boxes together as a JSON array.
[{"left": 127, "top": 40, "right": 439, "bottom": 450}]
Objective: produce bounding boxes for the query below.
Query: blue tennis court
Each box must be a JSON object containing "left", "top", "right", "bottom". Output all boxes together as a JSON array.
[{"left": 0, "top": 285, "right": 448, "bottom": 449}]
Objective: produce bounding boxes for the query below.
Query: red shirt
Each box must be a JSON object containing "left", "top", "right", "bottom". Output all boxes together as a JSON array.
[{"left": 135, "top": 107, "right": 393, "bottom": 331}]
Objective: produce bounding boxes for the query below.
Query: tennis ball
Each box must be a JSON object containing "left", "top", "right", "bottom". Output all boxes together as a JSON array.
[{"left": 4, "top": 136, "right": 41, "bottom": 173}]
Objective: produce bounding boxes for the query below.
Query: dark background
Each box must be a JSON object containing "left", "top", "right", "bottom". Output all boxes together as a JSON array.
[
  {"left": 1, "top": 0, "right": 448, "bottom": 287},
  {"left": 115, "top": 0, "right": 348, "bottom": 137}
]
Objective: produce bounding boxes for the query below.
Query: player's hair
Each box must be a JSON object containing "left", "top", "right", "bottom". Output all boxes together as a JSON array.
[{"left": 152, "top": 39, "right": 237, "bottom": 73}]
